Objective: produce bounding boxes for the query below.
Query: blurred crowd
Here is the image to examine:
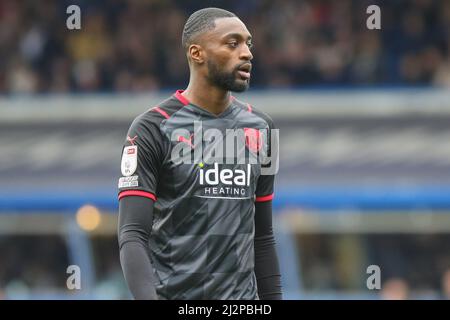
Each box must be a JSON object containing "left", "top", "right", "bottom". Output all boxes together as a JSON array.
[
  {"left": 1, "top": 0, "right": 449, "bottom": 94},
  {"left": 0, "top": 235, "right": 129, "bottom": 299},
  {"left": 3, "top": 233, "right": 450, "bottom": 299},
  {"left": 299, "top": 233, "right": 450, "bottom": 299}
]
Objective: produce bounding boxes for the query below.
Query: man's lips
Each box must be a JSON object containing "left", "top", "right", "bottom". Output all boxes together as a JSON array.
[
  {"left": 237, "top": 70, "right": 251, "bottom": 80},
  {"left": 237, "top": 64, "right": 252, "bottom": 80}
]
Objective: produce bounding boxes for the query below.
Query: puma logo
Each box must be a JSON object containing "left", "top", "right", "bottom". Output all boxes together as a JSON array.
[
  {"left": 127, "top": 135, "right": 138, "bottom": 146},
  {"left": 177, "top": 133, "right": 194, "bottom": 148}
]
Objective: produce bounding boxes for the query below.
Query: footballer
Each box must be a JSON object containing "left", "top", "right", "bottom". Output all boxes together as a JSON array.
[{"left": 117, "top": 7, "right": 282, "bottom": 300}]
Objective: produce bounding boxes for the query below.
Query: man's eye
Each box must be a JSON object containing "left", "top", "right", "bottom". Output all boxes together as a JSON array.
[
  {"left": 247, "top": 42, "right": 253, "bottom": 49},
  {"left": 228, "top": 42, "right": 238, "bottom": 48}
]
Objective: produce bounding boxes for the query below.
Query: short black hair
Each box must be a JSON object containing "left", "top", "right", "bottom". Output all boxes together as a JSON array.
[{"left": 182, "top": 7, "right": 236, "bottom": 49}]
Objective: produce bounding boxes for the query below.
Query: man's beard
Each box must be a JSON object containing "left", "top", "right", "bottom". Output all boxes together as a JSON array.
[{"left": 207, "top": 60, "right": 250, "bottom": 92}]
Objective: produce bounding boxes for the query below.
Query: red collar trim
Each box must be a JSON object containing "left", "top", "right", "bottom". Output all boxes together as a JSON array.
[{"left": 174, "top": 90, "right": 190, "bottom": 106}]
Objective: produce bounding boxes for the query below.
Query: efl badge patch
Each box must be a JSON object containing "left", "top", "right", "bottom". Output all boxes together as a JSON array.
[{"left": 121, "top": 145, "right": 138, "bottom": 176}]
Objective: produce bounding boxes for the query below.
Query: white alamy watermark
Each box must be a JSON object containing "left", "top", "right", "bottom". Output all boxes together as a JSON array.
[
  {"left": 366, "top": 5, "right": 381, "bottom": 30},
  {"left": 66, "top": 265, "right": 81, "bottom": 290},
  {"left": 366, "top": 264, "right": 381, "bottom": 290},
  {"left": 170, "top": 121, "right": 279, "bottom": 176},
  {"left": 66, "top": 5, "right": 81, "bottom": 30}
]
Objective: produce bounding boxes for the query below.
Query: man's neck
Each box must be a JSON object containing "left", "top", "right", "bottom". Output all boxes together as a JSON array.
[{"left": 182, "top": 81, "right": 231, "bottom": 116}]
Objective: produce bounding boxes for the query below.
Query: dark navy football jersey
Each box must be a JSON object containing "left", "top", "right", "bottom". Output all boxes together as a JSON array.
[{"left": 118, "top": 90, "right": 276, "bottom": 299}]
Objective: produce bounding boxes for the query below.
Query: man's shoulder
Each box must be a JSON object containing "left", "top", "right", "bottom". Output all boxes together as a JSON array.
[
  {"left": 232, "top": 96, "right": 275, "bottom": 128},
  {"left": 130, "top": 94, "right": 185, "bottom": 129}
]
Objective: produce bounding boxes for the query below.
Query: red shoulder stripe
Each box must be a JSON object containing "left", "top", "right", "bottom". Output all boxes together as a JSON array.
[{"left": 151, "top": 106, "right": 170, "bottom": 119}]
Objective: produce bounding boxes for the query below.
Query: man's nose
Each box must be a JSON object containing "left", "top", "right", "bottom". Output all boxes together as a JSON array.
[{"left": 240, "top": 45, "right": 253, "bottom": 61}]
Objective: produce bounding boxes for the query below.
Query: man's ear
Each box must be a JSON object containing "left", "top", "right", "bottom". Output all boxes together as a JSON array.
[{"left": 188, "top": 44, "right": 205, "bottom": 64}]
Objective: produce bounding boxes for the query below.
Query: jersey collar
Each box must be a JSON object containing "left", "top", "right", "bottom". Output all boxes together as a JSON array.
[{"left": 173, "top": 90, "right": 236, "bottom": 119}]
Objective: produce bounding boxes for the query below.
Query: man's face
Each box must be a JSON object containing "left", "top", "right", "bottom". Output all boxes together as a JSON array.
[{"left": 201, "top": 17, "right": 253, "bottom": 92}]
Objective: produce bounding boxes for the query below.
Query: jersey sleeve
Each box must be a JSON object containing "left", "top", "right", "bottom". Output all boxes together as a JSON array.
[
  {"left": 255, "top": 115, "right": 276, "bottom": 202},
  {"left": 118, "top": 114, "right": 166, "bottom": 201}
]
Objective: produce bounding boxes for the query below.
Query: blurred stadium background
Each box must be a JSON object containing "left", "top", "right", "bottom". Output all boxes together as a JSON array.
[{"left": 1, "top": 0, "right": 450, "bottom": 300}]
